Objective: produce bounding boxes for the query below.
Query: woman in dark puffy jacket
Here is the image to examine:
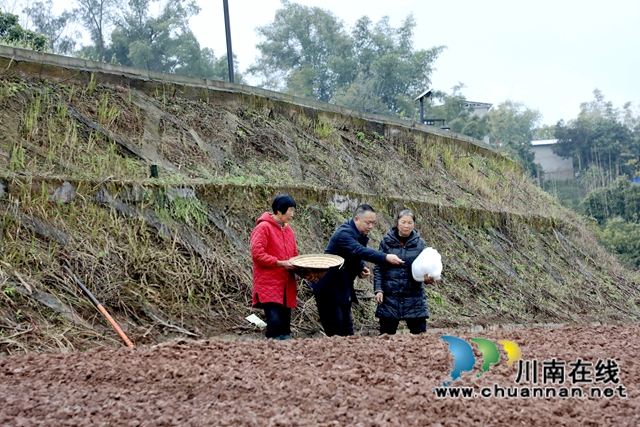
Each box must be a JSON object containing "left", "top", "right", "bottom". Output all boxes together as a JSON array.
[{"left": 373, "top": 210, "right": 434, "bottom": 335}]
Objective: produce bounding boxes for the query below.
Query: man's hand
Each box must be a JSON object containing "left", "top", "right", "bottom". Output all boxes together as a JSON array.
[
  {"left": 386, "top": 254, "right": 404, "bottom": 265},
  {"left": 301, "top": 271, "right": 320, "bottom": 284},
  {"left": 375, "top": 291, "right": 384, "bottom": 304},
  {"left": 423, "top": 274, "right": 435, "bottom": 284},
  {"left": 277, "top": 260, "right": 296, "bottom": 270},
  {"left": 359, "top": 267, "right": 371, "bottom": 279}
]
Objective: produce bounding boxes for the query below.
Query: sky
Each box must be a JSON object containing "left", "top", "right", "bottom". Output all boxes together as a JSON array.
[
  {"left": 188, "top": 0, "right": 640, "bottom": 126},
  {"left": 18, "top": 0, "right": 639, "bottom": 126}
]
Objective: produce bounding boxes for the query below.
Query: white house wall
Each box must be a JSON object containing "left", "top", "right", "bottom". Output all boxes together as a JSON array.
[{"left": 532, "top": 145, "right": 574, "bottom": 180}]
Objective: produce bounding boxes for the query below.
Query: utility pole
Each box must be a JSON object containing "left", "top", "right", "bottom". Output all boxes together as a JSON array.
[{"left": 223, "top": 0, "right": 235, "bottom": 83}]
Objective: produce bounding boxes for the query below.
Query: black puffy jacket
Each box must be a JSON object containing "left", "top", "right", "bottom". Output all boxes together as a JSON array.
[
  {"left": 373, "top": 228, "right": 429, "bottom": 320},
  {"left": 310, "top": 219, "right": 387, "bottom": 305}
]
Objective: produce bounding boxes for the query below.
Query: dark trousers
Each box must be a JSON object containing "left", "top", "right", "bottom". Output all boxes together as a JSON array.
[
  {"left": 263, "top": 303, "right": 291, "bottom": 338},
  {"left": 314, "top": 293, "right": 353, "bottom": 337},
  {"left": 379, "top": 317, "right": 426, "bottom": 335}
]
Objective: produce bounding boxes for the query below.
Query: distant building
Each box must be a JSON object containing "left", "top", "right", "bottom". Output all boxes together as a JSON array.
[
  {"left": 463, "top": 101, "right": 492, "bottom": 118},
  {"left": 425, "top": 99, "right": 493, "bottom": 142},
  {"left": 531, "top": 139, "right": 574, "bottom": 181},
  {"left": 463, "top": 101, "right": 493, "bottom": 143}
]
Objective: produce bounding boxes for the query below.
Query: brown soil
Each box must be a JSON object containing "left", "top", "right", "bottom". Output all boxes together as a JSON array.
[{"left": 1, "top": 324, "right": 638, "bottom": 426}]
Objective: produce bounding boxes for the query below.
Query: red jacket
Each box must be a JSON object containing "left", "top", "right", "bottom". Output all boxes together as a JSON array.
[{"left": 250, "top": 212, "right": 299, "bottom": 308}]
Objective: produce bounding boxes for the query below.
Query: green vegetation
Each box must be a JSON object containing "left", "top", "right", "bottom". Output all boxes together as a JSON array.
[
  {"left": 576, "top": 179, "right": 640, "bottom": 269},
  {"left": 1, "top": 54, "right": 639, "bottom": 356},
  {"left": 2, "top": 0, "right": 240, "bottom": 80},
  {"left": 104, "top": 0, "right": 241, "bottom": 80},
  {"left": 249, "top": 0, "right": 443, "bottom": 117},
  {"left": 487, "top": 101, "right": 543, "bottom": 176},
  {"left": 537, "top": 91, "right": 640, "bottom": 271},
  {"left": 5, "top": 0, "right": 636, "bottom": 194},
  {"left": 555, "top": 90, "right": 640, "bottom": 180},
  {"left": 0, "top": 10, "right": 48, "bottom": 51},
  {"left": 598, "top": 218, "right": 640, "bottom": 269},
  {"left": 20, "top": 0, "right": 77, "bottom": 54},
  {"left": 0, "top": 0, "right": 589, "bottom": 182},
  {"left": 314, "top": 120, "right": 334, "bottom": 139},
  {"left": 582, "top": 178, "right": 640, "bottom": 224}
]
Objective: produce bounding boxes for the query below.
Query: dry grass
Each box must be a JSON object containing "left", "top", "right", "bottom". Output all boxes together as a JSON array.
[{"left": 1, "top": 72, "right": 639, "bottom": 355}]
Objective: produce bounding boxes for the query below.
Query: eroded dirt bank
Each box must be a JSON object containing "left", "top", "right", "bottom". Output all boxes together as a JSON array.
[
  {"left": 1, "top": 324, "right": 638, "bottom": 426},
  {"left": 2, "top": 47, "right": 640, "bottom": 352}
]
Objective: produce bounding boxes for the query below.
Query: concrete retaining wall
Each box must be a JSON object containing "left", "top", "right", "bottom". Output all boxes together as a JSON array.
[{"left": 0, "top": 45, "right": 510, "bottom": 164}]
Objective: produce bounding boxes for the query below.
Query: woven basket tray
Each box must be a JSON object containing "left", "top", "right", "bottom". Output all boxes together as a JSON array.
[{"left": 290, "top": 254, "right": 344, "bottom": 270}]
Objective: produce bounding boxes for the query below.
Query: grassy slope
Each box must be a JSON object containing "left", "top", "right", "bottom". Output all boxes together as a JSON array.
[{"left": 0, "top": 61, "right": 639, "bottom": 354}]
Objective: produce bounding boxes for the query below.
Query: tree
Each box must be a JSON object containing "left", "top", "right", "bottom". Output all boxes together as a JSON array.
[
  {"left": 566, "top": 98, "right": 640, "bottom": 271},
  {"left": 533, "top": 124, "right": 556, "bottom": 140},
  {"left": 425, "top": 84, "right": 472, "bottom": 133},
  {"left": 0, "top": 9, "right": 47, "bottom": 50},
  {"left": 250, "top": 1, "right": 444, "bottom": 118},
  {"left": 206, "top": 49, "right": 243, "bottom": 83},
  {"left": 0, "top": 0, "right": 22, "bottom": 14},
  {"left": 110, "top": 0, "right": 200, "bottom": 71},
  {"left": 486, "top": 100, "right": 541, "bottom": 175},
  {"left": 22, "top": 0, "right": 78, "bottom": 54},
  {"left": 105, "top": 0, "right": 239, "bottom": 80},
  {"left": 598, "top": 217, "right": 640, "bottom": 270},
  {"left": 581, "top": 178, "right": 640, "bottom": 225},
  {"left": 331, "top": 15, "right": 444, "bottom": 117},
  {"left": 74, "top": 0, "right": 120, "bottom": 61},
  {"left": 249, "top": 0, "right": 353, "bottom": 101},
  {"left": 461, "top": 114, "right": 490, "bottom": 141},
  {"left": 554, "top": 90, "right": 637, "bottom": 180}
]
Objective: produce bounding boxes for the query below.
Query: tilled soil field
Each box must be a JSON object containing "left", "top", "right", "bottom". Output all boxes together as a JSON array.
[{"left": 1, "top": 324, "right": 638, "bottom": 426}]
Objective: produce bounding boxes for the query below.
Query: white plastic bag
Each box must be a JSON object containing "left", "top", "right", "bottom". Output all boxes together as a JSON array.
[
  {"left": 245, "top": 314, "right": 267, "bottom": 328},
  {"left": 411, "top": 247, "right": 442, "bottom": 281}
]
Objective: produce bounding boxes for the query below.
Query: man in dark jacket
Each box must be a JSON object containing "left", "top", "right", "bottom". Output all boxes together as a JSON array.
[{"left": 310, "top": 204, "right": 404, "bottom": 336}]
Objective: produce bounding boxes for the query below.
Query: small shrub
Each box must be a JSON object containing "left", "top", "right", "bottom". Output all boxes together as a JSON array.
[
  {"left": 314, "top": 121, "right": 333, "bottom": 138},
  {"left": 598, "top": 217, "right": 640, "bottom": 269}
]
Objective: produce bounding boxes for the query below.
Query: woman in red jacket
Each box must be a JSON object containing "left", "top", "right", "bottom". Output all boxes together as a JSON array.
[{"left": 250, "top": 194, "right": 300, "bottom": 340}]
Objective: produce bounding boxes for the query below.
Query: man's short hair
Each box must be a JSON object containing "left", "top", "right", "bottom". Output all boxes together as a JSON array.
[
  {"left": 272, "top": 194, "right": 296, "bottom": 214},
  {"left": 354, "top": 204, "right": 375, "bottom": 218}
]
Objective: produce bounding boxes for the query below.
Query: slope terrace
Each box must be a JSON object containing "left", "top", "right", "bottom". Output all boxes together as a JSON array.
[{"left": 0, "top": 47, "right": 638, "bottom": 353}]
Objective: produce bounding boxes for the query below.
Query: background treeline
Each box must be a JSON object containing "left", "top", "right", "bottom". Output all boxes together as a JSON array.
[
  {"left": 579, "top": 179, "right": 640, "bottom": 269},
  {"left": 0, "top": 0, "right": 238, "bottom": 81},
  {"left": 2, "top": 0, "right": 640, "bottom": 268},
  {"left": 0, "top": 0, "right": 546, "bottom": 173},
  {"left": 539, "top": 91, "right": 640, "bottom": 270}
]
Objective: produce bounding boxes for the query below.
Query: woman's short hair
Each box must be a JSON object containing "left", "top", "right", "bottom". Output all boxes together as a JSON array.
[
  {"left": 396, "top": 209, "right": 416, "bottom": 225},
  {"left": 272, "top": 194, "right": 296, "bottom": 214}
]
